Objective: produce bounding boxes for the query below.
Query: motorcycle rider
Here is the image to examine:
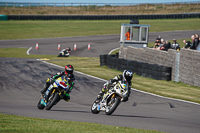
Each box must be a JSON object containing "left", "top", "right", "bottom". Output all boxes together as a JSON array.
[
  {"left": 96, "top": 70, "right": 133, "bottom": 103},
  {"left": 41, "top": 64, "right": 75, "bottom": 102}
]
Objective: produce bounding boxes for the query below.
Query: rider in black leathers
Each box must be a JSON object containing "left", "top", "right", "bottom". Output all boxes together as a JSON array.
[
  {"left": 41, "top": 64, "right": 75, "bottom": 102},
  {"left": 96, "top": 70, "right": 133, "bottom": 103}
]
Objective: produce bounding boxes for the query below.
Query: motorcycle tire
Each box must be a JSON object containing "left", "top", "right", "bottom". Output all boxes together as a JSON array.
[
  {"left": 46, "top": 92, "right": 59, "bottom": 110},
  {"left": 91, "top": 101, "right": 100, "bottom": 114},
  {"left": 105, "top": 96, "right": 120, "bottom": 115},
  {"left": 37, "top": 99, "right": 45, "bottom": 110}
]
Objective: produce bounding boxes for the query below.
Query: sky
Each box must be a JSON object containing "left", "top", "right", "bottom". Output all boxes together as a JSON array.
[{"left": 0, "top": 0, "right": 195, "bottom": 4}]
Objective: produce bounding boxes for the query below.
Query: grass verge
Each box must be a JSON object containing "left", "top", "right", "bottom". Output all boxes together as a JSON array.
[
  {"left": 0, "top": 113, "right": 164, "bottom": 133},
  {"left": 0, "top": 19, "right": 199, "bottom": 40}
]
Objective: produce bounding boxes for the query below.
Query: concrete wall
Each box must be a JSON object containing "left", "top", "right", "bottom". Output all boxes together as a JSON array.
[
  {"left": 119, "top": 46, "right": 200, "bottom": 87},
  {"left": 179, "top": 49, "right": 200, "bottom": 87}
]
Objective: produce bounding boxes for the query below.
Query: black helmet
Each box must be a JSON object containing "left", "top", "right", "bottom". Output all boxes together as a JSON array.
[
  {"left": 123, "top": 70, "right": 133, "bottom": 82},
  {"left": 65, "top": 65, "right": 74, "bottom": 77}
]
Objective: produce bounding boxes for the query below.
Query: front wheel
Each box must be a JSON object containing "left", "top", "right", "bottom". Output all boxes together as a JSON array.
[
  {"left": 46, "top": 92, "right": 59, "bottom": 110},
  {"left": 105, "top": 96, "right": 120, "bottom": 115},
  {"left": 91, "top": 101, "right": 100, "bottom": 114},
  {"left": 37, "top": 98, "right": 45, "bottom": 110}
]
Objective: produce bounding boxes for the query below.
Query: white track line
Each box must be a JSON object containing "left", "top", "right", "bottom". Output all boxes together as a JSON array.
[
  {"left": 27, "top": 47, "right": 32, "bottom": 55},
  {"left": 108, "top": 47, "right": 119, "bottom": 55},
  {"left": 37, "top": 59, "right": 200, "bottom": 106}
]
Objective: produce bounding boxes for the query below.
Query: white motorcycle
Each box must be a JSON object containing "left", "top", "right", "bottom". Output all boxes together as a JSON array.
[
  {"left": 91, "top": 80, "right": 129, "bottom": 115},
  {"left": 58, "top": 49, "right": 70, "bottom": 57}
]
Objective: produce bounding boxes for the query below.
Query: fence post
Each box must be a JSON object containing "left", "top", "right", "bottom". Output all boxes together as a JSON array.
[
  {"left": 46, "top": 3, "right": 47, "bottom": 9},
  {"left": 5, "top": 2, "right": 7, "bottom": 9},
  {"left": 174, "top": 52, "right": 180, "bottom": 82},
  {"left": 38, "top": 3, "right": 39, "bottom": 10},
  {"left": 29, "top": 3, "right": 30, "bottom": 10},
  {"left": 13, "top": 3, "right": 15, "bottom": 9}
]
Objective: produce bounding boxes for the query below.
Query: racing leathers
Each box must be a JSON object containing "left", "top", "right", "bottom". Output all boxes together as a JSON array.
[
  {"left": 96, "top": 75, "right": 132, "bottom": 102},
  {"left": 41, "top": 71, "right": 75, "bottom": 102}
]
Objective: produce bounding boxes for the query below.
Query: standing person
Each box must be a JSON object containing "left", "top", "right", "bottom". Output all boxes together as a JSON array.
[
  {"left": 160, "top": 39, "right": 169, "bottom": 51},
  {"left": 171, "top": 39, "right": 180, "bottom": 50},
  {"left": 125, "top": 28, "right": 131, "bottom": 40},
  {"left": 195, "top": 34, "right": 199, "bottom": 49},
  {"left": 183, "top": 40, "right": 191, "bottom": 49},
  {"left": 165, "top": 40, "right": 171, "bottom": 51},
  {"left": 41, "top": 65, "right": 75, "bottom": 102},
  {"left": 96, "top": 70, "right": 133, "bottom": 103},
  {"left": 190, "top": 35, "right": 196, "bottom": 50},
  {"left": 154, "top": 37, "right": 161, "bottom": 48}
]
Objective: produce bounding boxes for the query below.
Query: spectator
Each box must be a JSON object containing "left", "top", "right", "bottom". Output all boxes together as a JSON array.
[
  {"left": 190, "top": 35, "right": 196, "bottom": 50},
  {"left": 154, "top": 36, "right": 161, "bottom": 48},
  {"left": 165, "top": 40, "right": 171, "bottom": 51},
  {"left": 159, "top": 38, "right": 165, "bottom": 50},
  {"left": 195, "top": 34, "right": 200, "bottom": 51},
  {"left": 160, "top": 39, "right": 171, "bottom": 51},
  {"left": 171, "top": 39, "right": 180, "bottom": 51},
  {"left": 195, "top": 34, "right": 199, "bottom": 49},
  {"left": 183, "top": 40, "right": 191, "bottom": 49}
]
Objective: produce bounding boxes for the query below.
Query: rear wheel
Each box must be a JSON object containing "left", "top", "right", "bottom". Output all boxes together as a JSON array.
[
  {"left": 105, "top": 96, "right": 120, "bottom": 115},
  {"left": 46, "top": 92, "right": 59, "bottom": 110}
]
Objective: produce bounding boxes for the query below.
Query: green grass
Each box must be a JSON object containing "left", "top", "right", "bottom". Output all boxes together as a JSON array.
[
  {"left": 0, "top": 113, "right": 164, "bottom": 133},
  {"left": 0, "top": 19, "right": 199, "bottom": 40}
]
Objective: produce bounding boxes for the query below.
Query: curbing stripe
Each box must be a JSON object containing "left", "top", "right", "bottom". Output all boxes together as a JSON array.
[
  {"left": 109, "top": 47, "right": 119, "bottom": 55},
  {"left": 37, "top": 59, "right": 200, "bottom": 106},
  {"left": 27, "top": 47, "right": 32, "bottom": 55}
]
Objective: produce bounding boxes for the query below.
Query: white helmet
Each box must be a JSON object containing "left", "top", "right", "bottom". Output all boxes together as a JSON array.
[{"left": 123, "top": 70, "right": 133, "bottom": 82}]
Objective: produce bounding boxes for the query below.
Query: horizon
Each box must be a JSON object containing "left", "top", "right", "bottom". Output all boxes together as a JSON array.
[{"left": 0, "top": 0, "right": 198, "bottom": 4}]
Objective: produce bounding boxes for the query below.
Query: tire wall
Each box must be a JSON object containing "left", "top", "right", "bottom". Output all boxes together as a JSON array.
[
  {"left": 100, "top": 53, "right": 172, "bottom": 81},
  {"left": 119, "top": 46, "right": 200, "bottom": 87},
  {"left": 7, "top": 13, "right": 200, "bottom": 20}
]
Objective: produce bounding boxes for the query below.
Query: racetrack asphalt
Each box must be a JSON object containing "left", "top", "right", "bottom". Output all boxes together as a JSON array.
[{"left": 0, "top": 30, "right": 200, "bottom": 133}]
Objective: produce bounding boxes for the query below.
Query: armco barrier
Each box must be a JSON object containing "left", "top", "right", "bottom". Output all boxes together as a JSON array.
[
  {"left": 100, "top": 54, "right": 172, "bottom": 81},
  {"left": 7, "top": 13, "right": 200, "bottom": 20}
]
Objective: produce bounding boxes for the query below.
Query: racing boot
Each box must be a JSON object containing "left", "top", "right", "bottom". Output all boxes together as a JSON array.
[
  {"left": 40, "top": 82, "right": 49, "bottom": 94},
  {"left": 95, "top": 91, "right": 104, "bottom": 103}
]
